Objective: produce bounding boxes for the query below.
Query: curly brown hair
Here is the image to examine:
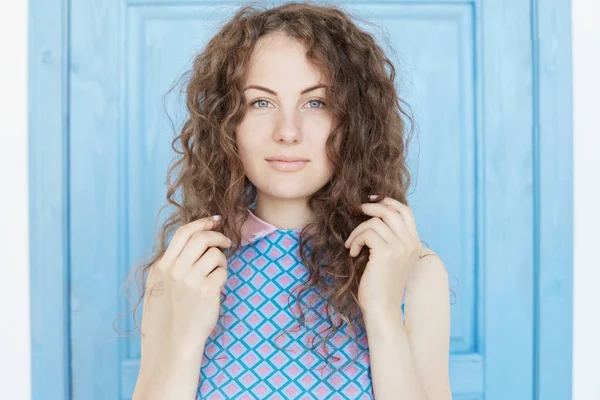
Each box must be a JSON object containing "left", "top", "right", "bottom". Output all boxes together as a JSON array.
[{"left": 125, "top": 0, "right": 430, "bottom": 374}]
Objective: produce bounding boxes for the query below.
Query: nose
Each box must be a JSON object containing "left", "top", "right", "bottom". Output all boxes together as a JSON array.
[{"left": 272, "top": 109, "right": 302, "bottom": 143}]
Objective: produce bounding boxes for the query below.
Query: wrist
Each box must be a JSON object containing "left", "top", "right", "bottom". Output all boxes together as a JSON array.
[
  {"left": 141, "top": 337, "right": 205, "bottom": 370},
  {"left": 135, "top": 339, "right": 207, "bottom": 400},
  {"left": 362, "top": 305, "right": 402, "bottom": 322},
  {"left": 362, "top": 307, "right": 404, "bottom": 334},
  {"left": 139, "top": 340, "right": 205, "bottom": 380},
  {"left": 165, "top": 337, "right": 207, "bottom": 362}
]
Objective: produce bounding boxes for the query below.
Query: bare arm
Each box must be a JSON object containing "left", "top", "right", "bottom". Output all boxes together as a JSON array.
[
  {"left": 132, "top": 341, "right": 206, "bottom": 400},
  {"left": 131, "top": 216, "right": 230, "bottom": 399},
  {"left": 131, "top": 274, "right": 206, "bottom": 400},
  {"left": 365, "top": 251, "right": 452, "bottom": 400}
]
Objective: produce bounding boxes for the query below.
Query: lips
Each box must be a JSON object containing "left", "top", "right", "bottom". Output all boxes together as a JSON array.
[
  {"left": 266, "top": 159, "right": 309, "bottom": 172},
  {"left": 266, "top": 157, "right": 309, "bottom": 162}
]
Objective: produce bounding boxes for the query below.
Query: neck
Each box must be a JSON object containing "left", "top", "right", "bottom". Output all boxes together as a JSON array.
[{"left": 253, "top": 195, "right": 312, "bottom": 230}]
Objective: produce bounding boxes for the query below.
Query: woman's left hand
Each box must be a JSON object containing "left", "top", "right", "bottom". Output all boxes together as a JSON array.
[{"left": 344, "top": 195, "right": 423, "bottom": 316}]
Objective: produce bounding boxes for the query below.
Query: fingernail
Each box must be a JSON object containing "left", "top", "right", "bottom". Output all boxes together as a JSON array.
[
  {"left": 227, "top": 237, "right": 232, "bottom": 244},
  {"left": 368, "top": 194, "right": 379, "bottom": 200},
  {"left": 212, "top": 215, "right": 222, "bottom": 221}
]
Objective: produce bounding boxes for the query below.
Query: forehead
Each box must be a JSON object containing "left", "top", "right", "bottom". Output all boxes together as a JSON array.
[{"left": 245, "top": 33, "right": 326, "bottom": 88}]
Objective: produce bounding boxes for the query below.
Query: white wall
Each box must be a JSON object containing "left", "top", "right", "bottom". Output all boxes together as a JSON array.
[
  {"left": 0, "top": 1, "right": 598, "bottom": 399},
  {"left": 0, "top": 0, "right": 31, "bottom": 399},
  {"left": 572, "top": 0, "right": 600, "bottom": 399}
]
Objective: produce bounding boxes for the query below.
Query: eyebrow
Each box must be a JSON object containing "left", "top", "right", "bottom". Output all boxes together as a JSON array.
[{"left": 243, "top": 84, "right": 327, "bottom": 96}]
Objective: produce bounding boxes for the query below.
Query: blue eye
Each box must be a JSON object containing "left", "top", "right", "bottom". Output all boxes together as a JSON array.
[
  {"left": 250, "top": 99, "right": 272, "bottom": 108},
  {"left": 249, "top": 98, "right": 327, "bottom": 109},
  {"left": 306, "top": 99, "right": 326, "bottom": 109}
]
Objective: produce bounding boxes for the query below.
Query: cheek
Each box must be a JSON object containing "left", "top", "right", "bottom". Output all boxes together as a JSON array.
[
  {"left": 311, "top": 135, "right": 336, "bottom": 176},
  {"left": 235, "top": 122, "right": 259, "bottom": 157},
  {"left": 234, "top": 136, "right": 254, "bottom": 174},
  {"left": 235, "top": 135, "right": 267, "bottom": 178},
  {"left": 235, "top": 115, "right": 271, "bottom": 149},
  {"left": 237, "top": 141, "right": 259, "bottom": 172}
]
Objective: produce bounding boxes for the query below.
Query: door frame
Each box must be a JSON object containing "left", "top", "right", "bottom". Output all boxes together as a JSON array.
[
  {"left": 29, "top": 0, "right": 71, "bottom": 398},
  {"left": 28, "top": 0, "right": 573, "bottom": 398}
]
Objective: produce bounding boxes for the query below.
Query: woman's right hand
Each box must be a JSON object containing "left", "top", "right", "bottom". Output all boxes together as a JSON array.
[{"left": 141, "top": 215, "right": 231, "bottom": 357}]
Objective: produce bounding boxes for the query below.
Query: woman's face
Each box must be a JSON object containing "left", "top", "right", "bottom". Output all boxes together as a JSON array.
[{"left": 235, "top": 32, "right": 338, "bottom": 204}]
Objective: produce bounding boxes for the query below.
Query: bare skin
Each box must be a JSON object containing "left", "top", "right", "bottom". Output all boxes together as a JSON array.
[
  {"left": 132, "top": 215, "right": 231, "bottom": 400},
  {"left": 235, "top": 32, "right": 339, "bottom": 229}
]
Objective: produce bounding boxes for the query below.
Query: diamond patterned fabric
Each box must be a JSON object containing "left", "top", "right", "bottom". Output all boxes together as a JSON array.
[{"left": 196, "top": 210, "right": 376, "bottom": 399}]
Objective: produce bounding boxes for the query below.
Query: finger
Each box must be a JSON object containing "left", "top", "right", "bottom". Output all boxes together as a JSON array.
[
  {"left": 159, "top": 216, "right": 222, "bottom": 270},
  {"left": 206, "top": 267, "right": 228, "bottom": 290},
  {"left": 170, "top": 231, "right": 231, "bottom": 279},
  {"left": 348, "top": 229, "right": 387, "bottom": 258},
  {"left": 185, "top": 247, "right": 228, "bottom": 288},
  {"left": 359, "top": 202, "right": 410, "bottom": 242},
  {"left": 376, "top": 197, "right": 419, "bottom": 239},
  {"left": 344, "top": 217, "right": 395, "bottom": 248}
]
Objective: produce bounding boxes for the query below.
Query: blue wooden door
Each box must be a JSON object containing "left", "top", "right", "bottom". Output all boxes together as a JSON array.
[{"left": 67, "top": 0, "right": 541, "bottom": 399}]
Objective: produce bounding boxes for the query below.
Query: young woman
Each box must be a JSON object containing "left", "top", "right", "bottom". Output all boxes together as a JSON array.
[{"left": 131, "top": 2, "right": 451, "bottom": 399}]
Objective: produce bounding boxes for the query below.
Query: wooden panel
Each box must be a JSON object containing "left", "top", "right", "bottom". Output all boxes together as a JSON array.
[
  {"left": 29, "top": 0, "right": 70, "bottom": 398},
  {"left": 25, "top": 0, "right": 573, "bottom": 398},
  {"left": 536, "top": 0, "right": 573, "bottom": 398},
  {"left": 62, "top": 0, "right": 556, "bottom": 399},
  {"left": 69, "top": 0, "right": 123, "bottom": 397},
  {"left": 481, "top": 0, "right": 535, "bottom": 399}
]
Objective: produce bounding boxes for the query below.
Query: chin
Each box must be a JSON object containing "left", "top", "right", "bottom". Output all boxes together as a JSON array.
[
  {"left": 268, "top": 179, "right": 331, "bottom": 199},
  {"left": 265, "top": 187, "right": 312, "bottom": 200}
]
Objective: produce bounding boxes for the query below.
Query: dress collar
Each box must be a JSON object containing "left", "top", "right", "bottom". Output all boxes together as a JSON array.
[{"left": 240, "top": 208, "right": 301, "bottom": 246}]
